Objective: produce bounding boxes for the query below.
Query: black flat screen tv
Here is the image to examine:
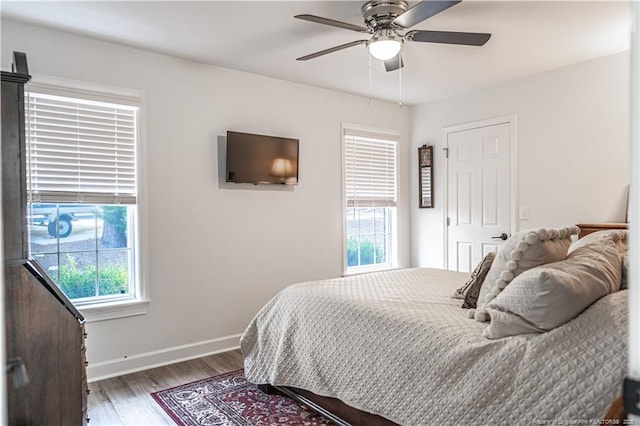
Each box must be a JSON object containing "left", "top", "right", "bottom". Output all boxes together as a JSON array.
[{"left": 226, "top": 131, "right": 299, "bottom": 185}]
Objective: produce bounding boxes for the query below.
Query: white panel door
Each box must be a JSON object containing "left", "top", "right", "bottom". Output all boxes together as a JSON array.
[{"left": 447, "top": 121, "right": 512, "bottom": 272}]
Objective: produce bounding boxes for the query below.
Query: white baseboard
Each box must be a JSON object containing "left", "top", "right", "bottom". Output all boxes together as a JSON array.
[{"left": 87, "top": 333, "right": 242, "bottom": 382}]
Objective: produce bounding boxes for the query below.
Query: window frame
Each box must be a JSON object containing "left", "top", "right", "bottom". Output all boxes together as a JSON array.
[
  {"left": 25, "top": 76, "right": 149, "bottom": 322},
  {"left": 341, "top": 123, "right": 399, "bottom": 275}
]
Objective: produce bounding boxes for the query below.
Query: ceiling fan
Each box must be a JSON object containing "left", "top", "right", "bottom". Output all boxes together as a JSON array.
[{"left": 295, "top": 0, "right": 491, "bottom": 72}]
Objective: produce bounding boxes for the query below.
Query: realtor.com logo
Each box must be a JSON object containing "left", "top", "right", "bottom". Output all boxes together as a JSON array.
[{"left": 533, "top": 420, "right": 633, "bottom": 425}]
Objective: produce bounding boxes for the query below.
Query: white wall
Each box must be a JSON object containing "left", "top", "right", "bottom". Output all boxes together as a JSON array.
[
  {"left": 410, "top": 52, "right": 630, "bottom": 268},
  {"left": 1, "top": 19, "right": 411, "bottom": 379}
]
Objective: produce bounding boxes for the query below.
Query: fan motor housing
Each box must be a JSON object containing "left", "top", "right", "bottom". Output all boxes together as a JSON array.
[{"left": 361, "top": 0, "right": 408, "bottom": 28}]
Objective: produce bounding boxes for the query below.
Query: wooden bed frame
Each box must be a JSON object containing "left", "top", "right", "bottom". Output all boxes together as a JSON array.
[
  {"left": 259, "top": 384, "right": 396, "bottom": 425},
  {"left": 257, "top": 223, "right": 628, "bottom": 425}
]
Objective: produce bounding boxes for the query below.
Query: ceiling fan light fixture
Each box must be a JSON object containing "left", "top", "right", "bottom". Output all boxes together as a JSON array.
[{"left": 368, "top": 29, "right": 403, "bottom": 61}]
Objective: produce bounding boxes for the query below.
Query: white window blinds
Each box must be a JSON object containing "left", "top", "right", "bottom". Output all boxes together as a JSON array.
[
  {"left": 26, "top": 92, "right": 138, "bottom": 204},
  {"left": 344, "top": 129, "right": 398, "bottom": 207}
]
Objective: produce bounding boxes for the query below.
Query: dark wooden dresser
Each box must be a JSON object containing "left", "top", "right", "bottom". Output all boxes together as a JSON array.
[
  {"left": 576, "top": 223, "right": 628, "bottom": 239},
  {"left": 3, "top": 53, "right": 88, "bottom": 425}
]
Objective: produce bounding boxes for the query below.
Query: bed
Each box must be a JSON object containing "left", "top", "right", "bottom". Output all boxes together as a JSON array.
[{"left": 241, "top": 226, "right": 628, "bottom": 425}]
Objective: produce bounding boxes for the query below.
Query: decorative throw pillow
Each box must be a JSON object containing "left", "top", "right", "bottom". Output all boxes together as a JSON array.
[
  {"left": 452, "top": 252, "right": 495, "bottom": 299},
  {"left": 568, "top": 229, "right": 627, "bottom": 254},
  {"left": 483, "top": 234, "right": 622, "bottom": 339},
  {"left": 570, "top": 229, "right": 628, "bottom": 290},
  {"left": 452, "top": 252, "right": 496, "bottom": 303},
  {"left": 474, "top": 226, "right": 579, "bottom": 322},
  {"left": 461, "top": 252, "right": 496, "bottom": 309}
]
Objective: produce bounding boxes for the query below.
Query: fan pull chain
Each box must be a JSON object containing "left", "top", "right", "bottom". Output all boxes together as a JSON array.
[
  {"left": 368, "top": 53, "right": 372, "bottom": 105},
  {"left": 398, "top": 53, "right": 403, "bottom": 107}
]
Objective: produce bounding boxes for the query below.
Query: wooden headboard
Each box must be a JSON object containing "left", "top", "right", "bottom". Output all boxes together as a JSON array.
[{"left": 576, "top": 223, "right": 628, "bottom": 239}]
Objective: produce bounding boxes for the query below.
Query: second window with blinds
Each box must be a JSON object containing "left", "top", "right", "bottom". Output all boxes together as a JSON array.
[
  {"left": 26, "top": 88, "right": 140, "bottom": 307},
  {"left": 343, "top": 127, "right": 398, "bottom": 274}
]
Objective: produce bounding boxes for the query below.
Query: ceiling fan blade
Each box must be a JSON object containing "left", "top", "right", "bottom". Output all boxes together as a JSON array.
[
  {"left": 393, "top": 0, "right": 461, "bottom": 29},
  {"left": 294, "top": 14, "right": 370, "bottom": 33},
  {"left": 384, "top": 56, "right": 404, "bottom": 72},
  {"left": 297, "top": 40, "right": 368, "bottom": 61},
  {"left": 407, "top": 30, "right": 491, "bottom": 46}
]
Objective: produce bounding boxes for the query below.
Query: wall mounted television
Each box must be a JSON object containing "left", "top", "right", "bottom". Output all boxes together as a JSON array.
[{"left": 226, "top": 131, "right": 299, "bottom": 185}]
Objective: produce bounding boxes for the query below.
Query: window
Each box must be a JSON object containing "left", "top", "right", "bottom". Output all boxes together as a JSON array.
[
  {"left": 25, "top": 87, "right": 145, "bottom": 316},
  {"left": 343, "top": 127, "right": 398, "bottom": 274}
]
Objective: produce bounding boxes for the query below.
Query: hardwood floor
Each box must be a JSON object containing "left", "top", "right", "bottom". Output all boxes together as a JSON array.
[{"left": 87, "top": 349, "right": 244, "bottom": 425}]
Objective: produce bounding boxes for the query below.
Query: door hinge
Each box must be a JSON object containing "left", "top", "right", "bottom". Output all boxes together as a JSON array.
[
  {"left": 624, "top": 377, "right": 640, "bottom": 416},
  {"left": 447, "top": 217, "right": 450, "bottom": 226},
  {"left": 443, "top": 147, "right": 449, "bottom": 158}
]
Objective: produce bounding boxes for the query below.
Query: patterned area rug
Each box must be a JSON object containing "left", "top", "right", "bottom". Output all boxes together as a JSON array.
[{"left": 151, "top": 369, "right": 333, "bottom": 425}]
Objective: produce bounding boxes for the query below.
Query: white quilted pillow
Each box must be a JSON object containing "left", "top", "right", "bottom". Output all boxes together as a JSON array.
[
  {"left": 568, "top": 229, "right": 627, "bottom": 254},
  {"left": 570, "top": 229, "right": 628, "bottom": 289},
  {"left": 474, "top": 226, "right": 579, "bottom": 322},
  {"left": 483, "top": 233, "right": 623, "bottom": 339}
]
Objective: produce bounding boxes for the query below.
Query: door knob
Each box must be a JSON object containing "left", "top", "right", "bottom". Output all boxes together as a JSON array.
[
  {"left": 6, "top": 358, "right": 29, "bottom": 388},
  {"left": 492, "top": 233, "right": 509, "bottom": 241}
]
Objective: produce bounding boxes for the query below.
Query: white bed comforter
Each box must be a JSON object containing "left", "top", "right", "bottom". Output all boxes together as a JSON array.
[{"left": 241, "top": 268, "right": 628, "bottom": 425}]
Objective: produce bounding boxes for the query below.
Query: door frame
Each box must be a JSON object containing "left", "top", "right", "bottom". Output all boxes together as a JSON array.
[{"left": 442, "top": 115, "right": 518, "bottom": 270}]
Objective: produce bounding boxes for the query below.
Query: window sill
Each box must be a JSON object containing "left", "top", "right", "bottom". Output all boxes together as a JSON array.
[
  {"left": 79, "top": 299, "right": 150, "bottom": 323},
  {"left": 343, "top": 265, "right": 400, "bottom": 277}
]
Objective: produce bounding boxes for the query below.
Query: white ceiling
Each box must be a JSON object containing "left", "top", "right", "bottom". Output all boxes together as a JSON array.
[{"left": 1, "top": 1, "right": 631, "bottom": 105}]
